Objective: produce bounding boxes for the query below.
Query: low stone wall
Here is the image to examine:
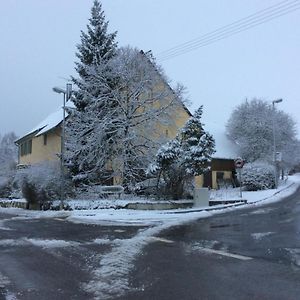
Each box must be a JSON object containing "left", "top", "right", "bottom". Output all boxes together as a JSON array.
[{"left": 125, "top": 201, "right": 194, "bottom": 210}]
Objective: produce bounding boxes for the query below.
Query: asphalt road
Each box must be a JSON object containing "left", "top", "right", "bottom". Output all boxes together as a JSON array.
[
  {"left": 1, "top": 188, "right": 300, "bottom": 300},
  {"left": 0, "top": 212, "right": 144, "bottom": 300},
  {"left": 121, "top": 187, "right": 300, "bottom": 300}
]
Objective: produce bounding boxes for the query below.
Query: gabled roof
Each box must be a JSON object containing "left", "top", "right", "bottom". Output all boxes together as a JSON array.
[
  {"left": 15, "top": 102, "right": 74, "bottom": 144},
  {"left": 31, "top": 109, "right": 63, "bottom": 136}
]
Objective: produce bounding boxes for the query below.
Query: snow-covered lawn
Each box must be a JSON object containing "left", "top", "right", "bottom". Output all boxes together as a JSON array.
[{"left": 1, "top": 174, "right": 299, "bottom": 299}]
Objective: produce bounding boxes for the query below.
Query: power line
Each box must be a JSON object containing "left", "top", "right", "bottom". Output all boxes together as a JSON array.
[
  {"left": 158, "top": 0, "right": 294, "bottom": 57},
  {"left": 157, "top": 0, "right": 300, "bottom": 60},
  {"left": 156, "top": 0, "right": 300, "bottom": 61},
  {"left": 159, "top": 4, "right": 300, "bottom": 61}
]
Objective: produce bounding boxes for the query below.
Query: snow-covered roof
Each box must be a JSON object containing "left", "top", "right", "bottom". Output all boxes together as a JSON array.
[
  {"left": 28, "top": 109, "right": 63, "bottom": 137},
  {"left": 204, "top": 122, "right": 238, "bottom": 160},
  {"left": 16, "top": 102, "right": 75, "bottom": 142}
]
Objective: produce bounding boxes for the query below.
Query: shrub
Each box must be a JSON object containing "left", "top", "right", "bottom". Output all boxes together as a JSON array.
[
  {"left": 0, "top": 175, "right": 12, "bottom": 198},
  {"left": 14, "top": 161, "right": 73, "bottom": 209},
  {"left": 242, "top": 162, "right": 275, "bottom": 191},
  {"left": 0, "top": 167, "right": 17, "bottom": 198}
]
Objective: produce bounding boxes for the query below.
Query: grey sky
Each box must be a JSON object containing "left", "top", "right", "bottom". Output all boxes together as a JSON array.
[{"left": 0, "top": 0, "right": 299, "bottom": 138}]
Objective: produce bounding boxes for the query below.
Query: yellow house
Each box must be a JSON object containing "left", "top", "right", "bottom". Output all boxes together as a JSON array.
[
  {"left": 15, "top": 52, "right": 192, "bottom": 180},
  {"left": 15, "top": 100, "right": 191, "bottom": 174},
  {"left": 15, "top": 109, "right": 64, "bottom": 166},
  {"left": 15, "top": 108, "right": 237, "bottom": 189},
  {"left": 15, "top": 51, "right": 237, "bottom": 189}
]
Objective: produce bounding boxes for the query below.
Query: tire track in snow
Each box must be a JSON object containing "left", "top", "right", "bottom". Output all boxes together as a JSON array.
[{"left": 83, "top": 211, "right": 212, "bottom": 299}]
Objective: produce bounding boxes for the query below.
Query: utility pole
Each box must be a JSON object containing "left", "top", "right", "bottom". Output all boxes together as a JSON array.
[
  {"left": 272, "top": 99, "right": 283, "bottom": 189},
  {"left": 53, "top": 83, "right": 72, "bottom": 209}
]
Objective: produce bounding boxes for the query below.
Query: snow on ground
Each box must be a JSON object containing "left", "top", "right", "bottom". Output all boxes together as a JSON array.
[
  {"left": 83, "top": 211, "right": 212, "bottom": 300},
  {"left": 0, "top": 238, "right": 79, "bottom": 248},
  {"left": 66, "top": 174, "right": 300, "bottom": 227},
  {"left": 0, "top": 174, "right": 299, "bottom": 299},
  {"left": 72, "top": 174, "right": 300, "bottom": 299},
  {"left": 285, "top": 248, "right": 300, "bottom": 267},
  {"left": 210, "top": 174, "right": 300, "bottom": 204}
]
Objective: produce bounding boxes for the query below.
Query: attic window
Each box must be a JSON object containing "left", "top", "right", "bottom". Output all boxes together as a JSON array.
[
  {"left": 43, "top": 134, "right": 47, "bottom": 145},
  {"left": 165, "top": 129, "right": 169, "bottom": 137}
]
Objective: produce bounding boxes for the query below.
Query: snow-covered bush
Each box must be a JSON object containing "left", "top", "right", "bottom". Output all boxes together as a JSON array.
[
  {"left": 14, "top": 161, "right": 73, "bottom": 208},
  {"left": 242, "top": 162, "right": 275, "bottom": 191},
  {"left": 0, "top": 175, "right": 12, "bottom": 198},
  {"left": 150, "top": 106, "right": 215, "bottom": 199}
]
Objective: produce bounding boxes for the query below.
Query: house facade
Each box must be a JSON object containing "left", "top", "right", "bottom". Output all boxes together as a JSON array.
[{"left": 15, "top": 110, "right": 63, "bottom": 166}]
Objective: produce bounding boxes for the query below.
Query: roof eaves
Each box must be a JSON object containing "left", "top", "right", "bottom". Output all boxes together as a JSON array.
[{"left": 14, "top": 129, "right": 43, "bottom": 144}]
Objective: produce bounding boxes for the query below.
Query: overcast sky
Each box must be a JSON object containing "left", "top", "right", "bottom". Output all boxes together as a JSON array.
[{"left": 0, "top": 0, "right": 299, "bottom": 138}]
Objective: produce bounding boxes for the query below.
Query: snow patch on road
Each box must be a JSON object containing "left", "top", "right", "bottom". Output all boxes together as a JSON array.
[
  {"left": 0, "top": 272, "right": 16, "bottom": 300},
  {"left": 251, "top": 232, "right": 274, "bottom": 240},
  {"left": 93, "top": 238, "right": 112, "bottom": 245},
  {"left": 25, "top": 238, "right": 80, "bottom": 249},
  {"left": 0, "top": 219, "right": 12, "bottom": 231},
  {"left": 185, "top": 240, "right": 226, "bottom": 255},
  {"left": 0, "top": 272, "right": 10, "bottom": 288},
  {"left": 0, "top": 238, "right": 79, "bottom": 249},
  {"left": 249, "top": 208, "right": 274, "bottom": 215},
  {"left": 4, "top": 292, "right": 17, "bottom": 300},
  {"left": 285, "top": 248, "right": 300, "bottom": 267},
  {"left": 0, "top": 239, "right": 27, "bottom": 247}
]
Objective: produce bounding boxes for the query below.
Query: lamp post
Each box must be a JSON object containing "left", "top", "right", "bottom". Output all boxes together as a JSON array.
[
  {"left": 272, "top": 98, "right": 283, "bottom": 189},
  {"left": 53, "top": 83, "right": 72, "bottom": 209}
]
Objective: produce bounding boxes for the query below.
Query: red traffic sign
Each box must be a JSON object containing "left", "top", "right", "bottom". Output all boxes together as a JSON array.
[{"left": 234, "top": 158, "right": 245, "bottom": 168}]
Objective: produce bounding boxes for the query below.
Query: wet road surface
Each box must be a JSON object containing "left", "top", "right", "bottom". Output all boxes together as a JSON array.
[
  {"left": 0, "top": 212, "right": 144, "bottom": 300},
  {"left": 122, "top": 188, "right": 300, "bottom": 300}
]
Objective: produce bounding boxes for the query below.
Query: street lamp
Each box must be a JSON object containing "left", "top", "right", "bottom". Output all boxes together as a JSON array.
[
  {"left": 53, "top": 83, "right": 72, "bottom": 209},
  {"left": 272, "top": 98, "right": 283, "bottom": 189}
]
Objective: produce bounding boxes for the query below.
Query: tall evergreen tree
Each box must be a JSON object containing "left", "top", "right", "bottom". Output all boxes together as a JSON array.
[
  {"left": 66, "top": 0, "right": 118, "bottom": 184},
  {"left": 72, "top": 0, "right": 117, "bottom": 111},
  {"left": 66, "top": 2, "right": 189, "bottom": 187}
]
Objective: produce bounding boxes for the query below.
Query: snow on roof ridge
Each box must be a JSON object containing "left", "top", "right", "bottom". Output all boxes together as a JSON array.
[
  {"left": 23, "top": 108, "right": 63, "bottom": 138},
  {"left": 19, "top": 101, "right": 75, "bottom": 140}
]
